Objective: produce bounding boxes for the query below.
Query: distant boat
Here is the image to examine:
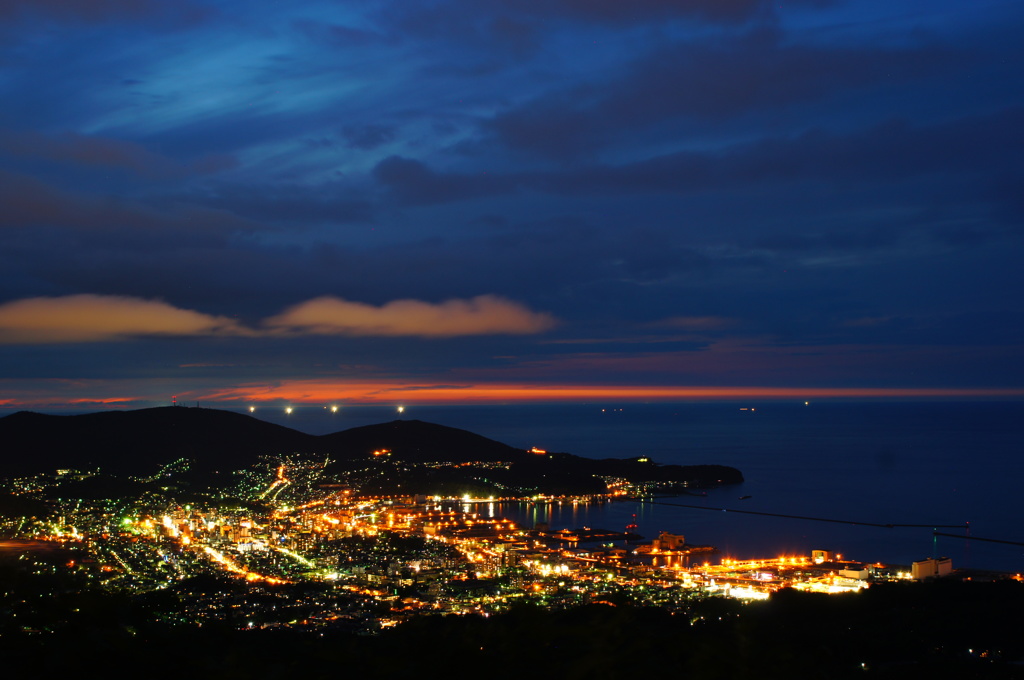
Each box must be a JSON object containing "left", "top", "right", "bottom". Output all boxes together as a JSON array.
[{"left": 738, "top": 495, "right": 752, "bottom": 500}]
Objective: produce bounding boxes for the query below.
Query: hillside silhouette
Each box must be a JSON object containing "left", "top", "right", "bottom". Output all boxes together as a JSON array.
[
  {"left": 0, "top": 407, "right": 318, "bottom": 476},
  {"left": 0, "top": 407, "right": 742, "bottom": 490},
  {"left": 0, "top": 407, "right": 532, "bottom": 477}
]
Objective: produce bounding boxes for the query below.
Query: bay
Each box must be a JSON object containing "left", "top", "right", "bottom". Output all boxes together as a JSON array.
[
  {"left": 257, "top": 400, "right": 1024, "bottom": 573},
  {"left": 7, "top": 400, "right": 1021, "bottom": 572}
]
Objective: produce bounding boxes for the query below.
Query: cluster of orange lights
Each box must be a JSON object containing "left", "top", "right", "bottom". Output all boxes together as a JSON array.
[
  {"left": 201, "top": 546, "right": 290, "bottom": 585},
  {"left": 718, "top": 556, "right": 812, "bottom": 568}
]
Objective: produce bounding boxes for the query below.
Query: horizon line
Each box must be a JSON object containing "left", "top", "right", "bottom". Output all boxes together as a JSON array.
[{"left": 3, "top": 383, "right": 1023, "bottom": 411}]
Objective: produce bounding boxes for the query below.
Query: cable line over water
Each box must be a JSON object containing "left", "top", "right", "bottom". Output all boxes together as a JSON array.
[{"left": 933, "top": 532, "right": 1024, "bottom": 547}]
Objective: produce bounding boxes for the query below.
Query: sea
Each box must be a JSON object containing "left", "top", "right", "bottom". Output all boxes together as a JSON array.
[
  {"left": 6, "top": 400, "right": 1023, "bottom": 573},
  {"left": 247, "top": 400, "right": 1024, "bottom": 574}
]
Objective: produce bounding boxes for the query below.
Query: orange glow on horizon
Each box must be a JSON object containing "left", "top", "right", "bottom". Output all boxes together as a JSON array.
[
  {"left": 4, "top": 380, "right": 1023, "bottom": 409},
  {"left": 194, "top": 381, "right": 1024, "bottom": 405}
]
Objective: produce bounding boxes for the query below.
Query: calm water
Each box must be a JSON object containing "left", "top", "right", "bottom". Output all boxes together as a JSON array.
[
  {"left": 254, "top": 400, "right": 1024, "bottom": 572},
  {"left": 8, "top": 400, "right": 1023, "bottom": 572}
]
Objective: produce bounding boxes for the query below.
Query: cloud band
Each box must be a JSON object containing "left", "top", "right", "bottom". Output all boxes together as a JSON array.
[{"left": 0, "top": 293, "right": 556, "bottom": 343}]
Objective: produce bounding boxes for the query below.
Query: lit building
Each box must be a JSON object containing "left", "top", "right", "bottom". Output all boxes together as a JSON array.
[
  {"left": 652, "top": 532, "right": 686, "bottom": 551},
  {"left": 911, "top": 557, "right": 953, "bottom": 579}
]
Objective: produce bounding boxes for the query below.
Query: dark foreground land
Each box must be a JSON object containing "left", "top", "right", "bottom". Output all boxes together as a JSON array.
[
  {"left": 2, "top": 578, "right": 1022, "bottom": 679},
  {"left": 0, "top": 406, "right": 1016, "bottom": 677}
]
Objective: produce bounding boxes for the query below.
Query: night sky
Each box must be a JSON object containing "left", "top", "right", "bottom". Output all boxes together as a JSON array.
[{"left": 1, "top": 0, "right": 1022, "bottom": 408}]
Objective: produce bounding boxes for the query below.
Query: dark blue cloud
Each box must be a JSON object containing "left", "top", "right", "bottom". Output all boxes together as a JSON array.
[
  {"left": 499, "top": 0, "right": 835, "bottom": 26},
  {"left": 0, "top": 0, "right": 208, "bottom": 24},
  {"left": 373, "top": 156, "right": 515, "bottom": 205},
  {"left": 0, "top": 0, "right": 1022, "bottom": 402},
  {"left": 341, "top": 124, "right": 397, "bottom": 150},
  {"left": 485, "top": 28, "right": 962, "bottom": 160}
]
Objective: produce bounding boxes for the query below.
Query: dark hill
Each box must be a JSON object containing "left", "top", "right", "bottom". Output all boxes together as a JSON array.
[
  {"left": 0, "top": 408, "right": 742, "bottom": 491},
  {"left": 319, "top": 419, "right": 527, "bottom": 464},
  {"left": 0, "top": 407, "right": 318, "bottom": 476},
  {"left": 0, "top": 408, "right": 528, "bottom": 477}
]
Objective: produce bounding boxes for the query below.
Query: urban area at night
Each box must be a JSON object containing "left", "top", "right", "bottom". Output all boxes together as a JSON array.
[
  {"left": 2, "top": 405, "right": 1023, "bottom": 678},
  {"left": 3, "top": 0, "right": 1024, "bottom": 675}
]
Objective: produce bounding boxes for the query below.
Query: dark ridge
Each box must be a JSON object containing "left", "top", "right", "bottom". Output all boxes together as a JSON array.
[
  {"left": 0, "top": 408, "right": 743, "bottom": 490},
  {"left": 0, "top": 409, "right": 528, "bottom": 477},
  {"left": 0, "top": 407, "right": 318, "bottom": 476},
  {"left": 318, "top": 419, "right": 528, "bottom": 464}
]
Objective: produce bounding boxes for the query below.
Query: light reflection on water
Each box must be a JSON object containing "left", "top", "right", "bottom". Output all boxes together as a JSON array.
[{"left": 445, "top": 486, "right": 1022, "bottom": 573}]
